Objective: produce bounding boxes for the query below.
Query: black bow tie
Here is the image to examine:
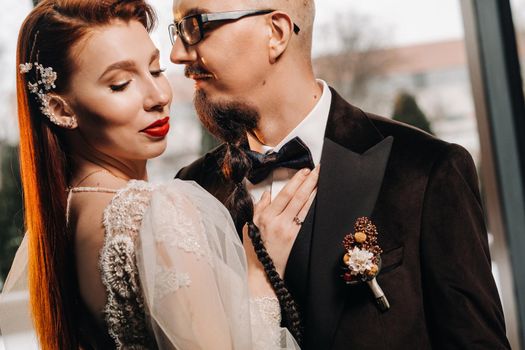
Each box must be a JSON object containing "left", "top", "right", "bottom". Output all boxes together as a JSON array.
[{"left": 245, "top": 137, "right": 315, "bottom": 184}]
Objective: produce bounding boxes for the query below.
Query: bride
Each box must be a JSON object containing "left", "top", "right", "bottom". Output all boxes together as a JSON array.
[{"left": 0, "top": 0, "right": 317, "bottom": 349}]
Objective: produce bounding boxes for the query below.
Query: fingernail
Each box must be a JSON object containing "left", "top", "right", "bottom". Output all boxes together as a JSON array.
[{"left": 302, "top": 168, "right": 311, "bottom": 175}]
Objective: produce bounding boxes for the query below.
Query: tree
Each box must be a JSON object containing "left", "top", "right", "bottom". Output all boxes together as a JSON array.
[
  {"left": 392, "top": 92, "right": 433, "bottom": 134},
  {"left": 313, "top": 12, "right": 397, "bottom": 105},
  {"left": 0, "top": 143, "right": 24, "bottom": 287}
]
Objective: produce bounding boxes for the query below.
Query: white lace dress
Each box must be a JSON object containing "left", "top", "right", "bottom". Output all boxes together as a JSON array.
[{"left": 74, "top": 179, "right": 298, "bottom": 350}]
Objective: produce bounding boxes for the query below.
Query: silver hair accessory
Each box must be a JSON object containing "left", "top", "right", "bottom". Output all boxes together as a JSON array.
[{"left": 19, "top": 35, "right": 76, "bottom": 129}]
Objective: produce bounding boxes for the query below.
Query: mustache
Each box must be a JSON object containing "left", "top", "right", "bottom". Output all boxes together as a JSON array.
[{"left": 184, "top": 65, "right": 213, "bottom": 78}]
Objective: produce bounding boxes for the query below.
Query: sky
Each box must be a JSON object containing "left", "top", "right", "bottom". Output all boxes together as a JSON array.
[{"left": 312, "top": 0, "right": 463, "bottom": 55}]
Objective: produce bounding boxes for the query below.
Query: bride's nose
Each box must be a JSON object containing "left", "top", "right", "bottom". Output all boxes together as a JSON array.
[{"left": 143, "top": 78, "right": 171, "bottom": 112}]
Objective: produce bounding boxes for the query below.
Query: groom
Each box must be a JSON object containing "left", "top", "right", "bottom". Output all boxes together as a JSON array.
[{"left": 171, "top": 0, "right": 510, "bottom": 348}]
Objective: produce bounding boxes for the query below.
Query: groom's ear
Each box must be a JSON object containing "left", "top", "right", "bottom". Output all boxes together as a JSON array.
[{"left": 267, "top": 11, "right": 294, "bottom": 64}]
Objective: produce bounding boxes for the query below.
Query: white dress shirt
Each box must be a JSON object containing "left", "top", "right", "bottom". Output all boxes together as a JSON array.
[{"left": 246, "top": 80, "right": 332, "bottom": 202}]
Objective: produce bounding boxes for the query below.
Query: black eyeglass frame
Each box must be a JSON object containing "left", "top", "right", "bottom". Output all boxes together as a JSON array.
[{"left": 168, "top": 9, "right": 301, "bottom": 46}]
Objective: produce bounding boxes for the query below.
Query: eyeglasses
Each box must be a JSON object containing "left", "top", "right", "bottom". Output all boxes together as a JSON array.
[{"left": 168, "top": 9, "right": 301, "bottom": 46}]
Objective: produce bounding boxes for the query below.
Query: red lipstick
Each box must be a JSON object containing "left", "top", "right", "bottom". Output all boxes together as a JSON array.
[{"left": 141, "top": 116, "right": 170, "bottom": 138}]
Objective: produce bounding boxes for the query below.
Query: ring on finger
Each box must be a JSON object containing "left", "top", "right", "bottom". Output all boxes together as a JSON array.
[{"left": 293, "top": 216, "right": 303, "bottom": 225}]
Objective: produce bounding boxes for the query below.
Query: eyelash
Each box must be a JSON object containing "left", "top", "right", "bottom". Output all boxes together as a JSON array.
[
  {"left": 109, "top": 68, "right": 166, "bottom": 92},
  {"left": 110, "top": 81, "right": 130, "bottom": 92},
  {"left": 151, "top": 68, "right": 166, "bottom": 77}
]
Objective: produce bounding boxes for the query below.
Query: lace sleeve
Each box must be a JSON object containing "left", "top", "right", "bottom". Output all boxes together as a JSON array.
[
  {"left": 136, "top": 180, "right": 253, "bottom": 349},
  {"left": 136, "top": 180, "right": 300, "bottom": 350}
]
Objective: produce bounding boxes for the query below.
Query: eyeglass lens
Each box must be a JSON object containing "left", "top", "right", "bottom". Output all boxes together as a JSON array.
[
  {"left": 170, "top": 10, "right": 298, "bottom": 46},
  {"left": 170, "top": 17, "right": 202, "bottom": 45},
  {"left": 181, "top": 17, "right": 201, "bottom": 45}
]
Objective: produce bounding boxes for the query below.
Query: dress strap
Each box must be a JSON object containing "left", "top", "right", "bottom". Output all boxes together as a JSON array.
[
  {"left": 69, "top": 186, "right": 119, "bottom": 194},
  {"left": 66, "top": 186, "right": 119, "bottom": 226}
]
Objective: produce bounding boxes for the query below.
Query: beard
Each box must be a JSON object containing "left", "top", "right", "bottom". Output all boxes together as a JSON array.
[{"left": 194, "top": 89, "right": 259, "bottom": 144}]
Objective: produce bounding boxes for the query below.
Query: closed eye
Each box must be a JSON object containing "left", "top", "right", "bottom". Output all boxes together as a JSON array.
[
  {"left": 110, "top": 81, "right": 131, "bottom": 92},
  {"left": 151, "top": 68, "right": 166, "bottom": 77}
]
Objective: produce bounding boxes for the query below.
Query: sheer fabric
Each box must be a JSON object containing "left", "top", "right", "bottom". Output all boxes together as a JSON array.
[
  {"left": 136, "top": 180, "right": 299, "bottom": 349},
  {"left": 0, "top": 179, "right": 300, "bottom": 349}
]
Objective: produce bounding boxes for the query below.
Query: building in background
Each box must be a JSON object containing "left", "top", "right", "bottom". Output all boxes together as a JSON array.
[{"left": 315, "top": 39, "right": 480, "bottom": 164}]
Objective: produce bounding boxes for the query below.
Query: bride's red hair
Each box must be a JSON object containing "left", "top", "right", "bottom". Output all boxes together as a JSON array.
[{"left": 16, "top": 1, "right": 156, "bottom": 348}]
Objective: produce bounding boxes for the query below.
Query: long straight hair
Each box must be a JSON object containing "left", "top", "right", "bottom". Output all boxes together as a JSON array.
[{"left": 16, "top": 1, "right": 156, "bottom": 348}]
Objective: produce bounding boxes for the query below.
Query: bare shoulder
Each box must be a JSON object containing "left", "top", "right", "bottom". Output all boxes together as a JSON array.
[
  {"left": 68, "top": 172, "right": 129, "bottom": 319},
  {"left": 69, "top": 171, "right": 129, "bottom": 243},
  {"left": 72, "top": 191, "right": 115, "bottom": 247}
]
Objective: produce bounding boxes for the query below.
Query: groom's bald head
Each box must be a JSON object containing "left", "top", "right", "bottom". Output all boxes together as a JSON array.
[{"left": 172, "top": 0, "right": 316, "bottom": 58}]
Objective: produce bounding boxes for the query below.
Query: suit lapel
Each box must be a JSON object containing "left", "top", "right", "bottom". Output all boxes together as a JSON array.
[
  {"left": 304, "top": 89, "right": 393, "bottom": 349},
  {"left": 285, "top": 197, "right": 316, "bottom": 308}
]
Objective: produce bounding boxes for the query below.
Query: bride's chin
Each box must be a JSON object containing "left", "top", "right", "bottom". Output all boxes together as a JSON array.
[{"left": 144, "top": 140, "right": 168, "bottom": 160}]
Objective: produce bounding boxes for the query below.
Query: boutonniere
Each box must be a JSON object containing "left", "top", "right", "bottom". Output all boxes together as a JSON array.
[{"left": 341, "top": 217, "right": 390, "bottom": 312}]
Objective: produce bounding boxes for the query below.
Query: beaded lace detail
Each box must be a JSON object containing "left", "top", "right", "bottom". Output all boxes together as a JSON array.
[
  {"left": 98, "top": 180, "right": 157, "bottom": 349},
  {"left": 250, "top": 297, "right": 283, "bottom": 348},
  {"left": 149, "top": 187, "right": 211, "bottom": 262},
  {"left": 67, "top": 181, "right": 156, "bottom": 348},
  {"left": 154, "top": 265, "right": 191, "bottom": 300},
  {"left": 69, "top": 180, "right": 217, "bottom": 349},
  {"left": 250, "top": 296, "right": 281, "bottom": 328}
]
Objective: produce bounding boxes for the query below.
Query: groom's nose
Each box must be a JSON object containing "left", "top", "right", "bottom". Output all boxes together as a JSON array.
[{"left": 170, "top": 36, "right": 197, "bottom": 65}]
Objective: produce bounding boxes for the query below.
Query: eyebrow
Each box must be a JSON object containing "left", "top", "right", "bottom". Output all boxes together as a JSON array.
[
  {"left": 99, "top": 49, "right": 160, "bottom": 80},
  {"left": 175, "top": 7, "right": 210, "bottom": 21}
]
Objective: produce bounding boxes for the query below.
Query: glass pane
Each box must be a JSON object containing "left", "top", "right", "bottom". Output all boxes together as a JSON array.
[{"left": 511, "top": 0, "right": 525, "bottom": 95}]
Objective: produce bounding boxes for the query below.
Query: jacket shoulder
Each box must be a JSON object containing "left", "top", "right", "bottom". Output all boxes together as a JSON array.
[
  {"left": 176, "top": 144, "right": 226, "bottom": 182},
  {"left": 370, "top": 113, "right": 445, "bottom": 150},
  {"left": 368, "top": 113, "right": 472, "bottom": 162}
]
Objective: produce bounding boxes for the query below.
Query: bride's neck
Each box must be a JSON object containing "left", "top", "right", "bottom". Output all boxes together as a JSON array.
[{"left": 71, "top": 154, "right": 148, "bottom": 187}]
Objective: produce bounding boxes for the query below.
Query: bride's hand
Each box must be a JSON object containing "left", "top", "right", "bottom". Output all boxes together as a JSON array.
[{"left": 245, "top": 166, "right": 319, "bottom": 279}]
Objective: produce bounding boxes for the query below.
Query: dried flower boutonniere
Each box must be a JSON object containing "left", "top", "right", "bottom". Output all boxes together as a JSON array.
[{"left": 341, "top": 217, "right": 390, "bottom": 312}]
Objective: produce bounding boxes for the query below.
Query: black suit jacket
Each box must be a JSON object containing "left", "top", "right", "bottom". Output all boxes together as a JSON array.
[{"left": 177, "top": 89, "right": 510, "bottom": 349}]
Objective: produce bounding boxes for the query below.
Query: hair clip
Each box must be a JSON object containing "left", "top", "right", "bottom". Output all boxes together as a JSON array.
[{"left": 19, "top": 61, "right": 74, "bottom": 128}]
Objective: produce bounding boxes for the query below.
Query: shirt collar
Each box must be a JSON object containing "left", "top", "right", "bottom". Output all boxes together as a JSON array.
[{"left": 260, "top": 79, "right": 332, "bottom": 165}]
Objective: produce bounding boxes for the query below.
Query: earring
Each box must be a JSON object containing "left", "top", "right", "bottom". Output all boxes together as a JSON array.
[
  {"left": 20, "top": 62, "right": 76, "bottom": 129},
  {"left": 49, "top": 114, "right": 77, "bottom": 129},
  {"left": 38, "top": 94, "right": 77, "bottom": 129}
]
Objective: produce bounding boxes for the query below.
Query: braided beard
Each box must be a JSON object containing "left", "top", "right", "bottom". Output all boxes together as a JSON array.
[{"left": 193, "top": 89, "right": 259, "bottom": 144}]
